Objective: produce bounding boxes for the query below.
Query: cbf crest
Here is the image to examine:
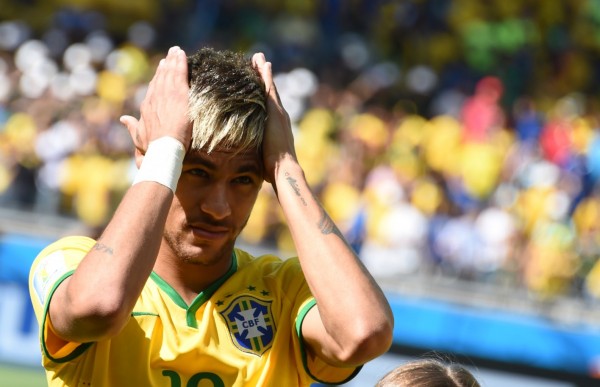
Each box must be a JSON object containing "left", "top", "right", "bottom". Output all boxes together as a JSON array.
[{"left": 220, "top": 296, "right": 275, "bottom": 356}]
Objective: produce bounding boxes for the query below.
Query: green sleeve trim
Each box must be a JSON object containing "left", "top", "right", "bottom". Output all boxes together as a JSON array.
[
  {"left": 295, "top": 299, "right": 362, "bottom": 385},
  {"left": 41, "top": 270, "right": 93, "bottom": 363},
  {"left": 295, "top": 299, "right": 317, "bottom": 338}
]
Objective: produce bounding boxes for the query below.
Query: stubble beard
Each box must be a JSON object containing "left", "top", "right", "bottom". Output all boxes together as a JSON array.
[{"left": 163, "top": 227, "right": 237, "bottom": 267}]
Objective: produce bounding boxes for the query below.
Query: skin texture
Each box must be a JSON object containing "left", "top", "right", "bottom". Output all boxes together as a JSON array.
[{"left": 47, "top": 46, "right": 394, "bottom": 369}]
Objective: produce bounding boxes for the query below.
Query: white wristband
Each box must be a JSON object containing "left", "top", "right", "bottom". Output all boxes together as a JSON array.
[{"left": 133, "top": 136, "right": 186, "bottom": 192}]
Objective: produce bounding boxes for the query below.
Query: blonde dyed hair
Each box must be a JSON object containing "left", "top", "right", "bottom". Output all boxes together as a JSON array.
[
  {"left": 376, "top": 358, "right": 480, "bottom": 387},
  {"left": 187, "top": 48, "right": 267, "bottom": 153}
]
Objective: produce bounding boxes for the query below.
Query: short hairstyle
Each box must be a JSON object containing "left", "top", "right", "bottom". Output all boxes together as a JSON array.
[
  {"left": 376, "top": 358, "right": 481, "bottom": 387},
  {"left": 187, "top": 47, "right": 267, "bottom": 153}
]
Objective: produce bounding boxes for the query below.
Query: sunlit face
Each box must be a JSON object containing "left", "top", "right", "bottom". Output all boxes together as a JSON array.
[{"left": 162, "top": 146, "right": 264, "bottom": 267}]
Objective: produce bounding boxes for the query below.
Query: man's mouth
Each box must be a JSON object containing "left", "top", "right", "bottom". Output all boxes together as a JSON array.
[{"left": 189, "top": 223, "right": 229, "bottom": 240}]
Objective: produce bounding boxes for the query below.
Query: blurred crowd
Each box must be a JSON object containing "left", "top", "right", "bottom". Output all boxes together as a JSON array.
[{"left": 3, "top": 0, "right": 600, "bottom": 303}]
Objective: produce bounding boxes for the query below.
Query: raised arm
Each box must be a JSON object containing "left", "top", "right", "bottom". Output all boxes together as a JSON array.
[
  {"left": 252, "top": 53, "right": 394, "bottom": 366},
  {"left": 48, "top": 46, "right": 191, "bottom": 343}
]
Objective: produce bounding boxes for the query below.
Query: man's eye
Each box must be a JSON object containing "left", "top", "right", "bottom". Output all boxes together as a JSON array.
[
  {"left": 234, "top": 176, "right": 253, "bottom": 184},
  {"left": 189, "top": 169, "right": 208, "bottom": 177}
]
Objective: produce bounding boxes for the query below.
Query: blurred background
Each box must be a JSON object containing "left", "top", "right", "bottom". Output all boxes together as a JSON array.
[{"left": 2, "top": 0, "right": 600, "bottom": 385}]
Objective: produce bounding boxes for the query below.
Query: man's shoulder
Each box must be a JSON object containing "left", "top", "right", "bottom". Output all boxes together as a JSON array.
[
  {"left": 29, "top": 235, "right": 97, "bottom": 310},
  {"left": 40, "top": 235, "right": 97, "bottom": 254},
  {"left": 30, "top": 235, "right": 96, "bottom": 275},
  {"left": 228, "top": 248, "right": 307, "bottom": 298}
]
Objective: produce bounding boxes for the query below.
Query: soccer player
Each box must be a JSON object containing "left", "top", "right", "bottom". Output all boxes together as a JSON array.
[{"left": 29, "top": 46, "right": 394, "bottom": 386}]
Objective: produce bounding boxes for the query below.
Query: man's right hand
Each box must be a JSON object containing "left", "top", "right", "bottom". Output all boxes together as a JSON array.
[{"left": 120, "top": 46, "right": 192, "bottom": 167}]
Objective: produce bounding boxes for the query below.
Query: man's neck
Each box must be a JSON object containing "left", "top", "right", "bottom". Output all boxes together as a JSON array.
[{"left": 153, "top": 251, "right": 234, "bottom": 305}]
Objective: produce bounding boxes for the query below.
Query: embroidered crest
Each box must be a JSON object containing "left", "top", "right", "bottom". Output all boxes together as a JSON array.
[
  {"left": 220, "top": 295, "right": 275, "bottom": 356},
  {"left": 32, "top": 250, "right": 68, "bottom": 305}
]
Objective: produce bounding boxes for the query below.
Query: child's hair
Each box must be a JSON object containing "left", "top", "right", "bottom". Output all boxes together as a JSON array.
[{"left": 376, "top": 358, "right": 480, "bottom": 387}]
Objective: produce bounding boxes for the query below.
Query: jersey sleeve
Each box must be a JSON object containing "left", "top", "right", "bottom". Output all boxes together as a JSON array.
[
  {"left": 284, "top": 258, "right": 362, "bottom": 385},
  {"left": 28, "top": 235, "right": 97, "bottom": 361}
]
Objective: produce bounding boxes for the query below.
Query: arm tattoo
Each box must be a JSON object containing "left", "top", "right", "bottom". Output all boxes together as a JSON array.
[
  {"left": 316, "top": 206, "right": 345, "bottom": 240},
  {"left": 285, "top": 172, "right": 307, "bottom": 206},
  {"left": 316, "top": 204, "right": 359, "bottom": 254},
  {"left": 93, "top": 242, "right": 114, "bottom": 255},
  {"left": 283, "top": 170, "right": 348, "bottom": 244}
]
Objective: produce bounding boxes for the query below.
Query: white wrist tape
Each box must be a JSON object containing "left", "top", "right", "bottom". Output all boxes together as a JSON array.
[{"left": 133, "top": 136, "right": 186, "bottom": 192}]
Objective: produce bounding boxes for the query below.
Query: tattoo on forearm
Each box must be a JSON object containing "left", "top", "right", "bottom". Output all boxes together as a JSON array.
[
  {"left": 282, "top": 170, "right": 348, "bottom": 244},
  {"left": 315, "top": 201, "right": 359, "bottom": 254},
  {"left": 93, "top": 242, "right": 114, "bottom": 255},
  {"left": 317, "top": 206, "right": 345, "bottom": 240},
  {"left": 285, "top": 172, "right": 307, "bottom": 206}
]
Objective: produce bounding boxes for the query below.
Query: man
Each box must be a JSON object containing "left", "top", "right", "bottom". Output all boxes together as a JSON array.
[{"left": 29, "top": 46, "right": 394, "bottom": 386}]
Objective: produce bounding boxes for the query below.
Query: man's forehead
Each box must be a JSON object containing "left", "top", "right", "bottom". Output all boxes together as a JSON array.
[{"left": 184, "top": 146, "right": 261, "bottom": 164}]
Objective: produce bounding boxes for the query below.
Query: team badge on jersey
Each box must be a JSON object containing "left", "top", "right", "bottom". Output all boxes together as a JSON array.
[
  {"left": 221, "top": 295, "right": 275, "bottom": 356},
  {"left": 32, "top": 250, "right": 69, "bottom": 306}
]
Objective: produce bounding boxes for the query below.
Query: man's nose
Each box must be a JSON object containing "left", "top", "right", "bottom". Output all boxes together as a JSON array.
[{"left": 200, "top": 183, "right": 232, "bottom": 220}]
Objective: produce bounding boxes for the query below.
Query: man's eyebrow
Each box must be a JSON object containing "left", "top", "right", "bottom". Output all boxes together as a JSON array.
[
  {"left": 237, "top": 163, "right": 262, "bottom": 175},
  {"left": 183, "top": 155, "right": 262, "bottom": 174},
  {"left": 184, "top": 155, "right": 217, "bottom": 169}
]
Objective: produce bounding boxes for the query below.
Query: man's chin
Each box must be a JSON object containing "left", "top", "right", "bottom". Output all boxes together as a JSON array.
[{"left": 179, "top": 240, "right": 233, "bottom": 265}]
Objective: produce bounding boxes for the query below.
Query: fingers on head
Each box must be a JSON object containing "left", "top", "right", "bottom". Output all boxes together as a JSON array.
[
  {"left": 251, "top": 53, "right": 272, "bottom": 89},
  {"left": 155, "top": 58, "right": 167, "bottom": 83},
  {"left": 120, "top": 115, "right": 137, "bottom": 135},
  {"left": 120, "top": 115, "right": 145, "bottom": 155},
  {"left": 147, "top": 47, "right": 176, "bottom": 98},
  {"left": 120, "top": 115, "right": 139, "bottom": 135},
  {"left": 161, "top": 46, "right": 187, "bottom": 83},
  {"left": 252, "top": 52, "right": 266, "bottom": 67},
  {"left": 261, "top": 62, "right": 274, "bottom": 94},
  {"left": 165, "top": 47, "right": 184, "bottom": 66},
  {"left": 149, "top": 53, "right": 170, "bottom": 93},
  {"left": 253, "top": 53, "right": 270, "bottom": 77},
  {"left": 164, "top": 46, "right": 178, "bottom": 69},
  {"left": 145, "top": 59, "right": 164, "bottom": 97},
  {"left": 173, "top": 47, "right": 188, "bottom": 82}
]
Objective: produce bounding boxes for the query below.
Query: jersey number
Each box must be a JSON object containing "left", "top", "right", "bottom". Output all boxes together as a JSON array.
[{"left": 162, "top": 370, "right": 224, "bottom": 387}]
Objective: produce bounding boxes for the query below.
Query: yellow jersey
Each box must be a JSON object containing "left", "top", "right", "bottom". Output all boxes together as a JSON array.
[{"left": 29, "top": 236, "right": 360, "bottom": 386}]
